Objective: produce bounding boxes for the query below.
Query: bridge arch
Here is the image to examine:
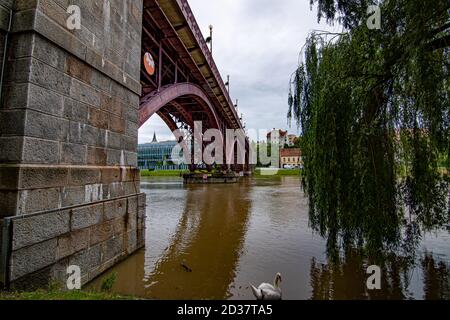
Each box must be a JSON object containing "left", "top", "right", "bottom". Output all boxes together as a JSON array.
[{"left": 138, "top": 83, "right": 222, "bottom": 132}]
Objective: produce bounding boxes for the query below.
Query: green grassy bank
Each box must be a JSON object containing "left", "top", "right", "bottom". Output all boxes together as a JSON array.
[
  {"left": 140, "top": 169, "right": 187, "bottom": 177},
  {"left": 0, "top": 290, "right": 134, "bottom": 300},
  {"left": 254, "top": 168, "right": 301, "bottom": 177}
]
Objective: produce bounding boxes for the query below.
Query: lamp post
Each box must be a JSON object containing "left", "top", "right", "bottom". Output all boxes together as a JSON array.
[{"left": 208, "top": 25, "right": 213, "bottom": 54}]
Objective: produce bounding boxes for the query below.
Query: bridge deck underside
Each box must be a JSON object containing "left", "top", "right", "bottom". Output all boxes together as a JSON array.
[
  {"left": 157, "top": 96, "right": 215, "bottom": 132},
  {"left": 141, "top": 0, "right": 242, "bottom": 133}
]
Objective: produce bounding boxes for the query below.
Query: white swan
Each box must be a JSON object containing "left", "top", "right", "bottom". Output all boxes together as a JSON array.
[{"left": 250, "top": 273, "right": 282, "bottom": 300}]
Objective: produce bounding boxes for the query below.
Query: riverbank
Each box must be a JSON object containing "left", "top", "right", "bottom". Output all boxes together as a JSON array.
[
  {"left": 0, "top": 290, "right": 135, "bottom": 300},
  {"left": 140, "top": 169, "right": 186, "bottom": 177},
  {"left": 253, "top": 168, "right": 301, "bottom": 177},
  {"left": 140, "top": 169, "right": 302, "bottom": 178}
]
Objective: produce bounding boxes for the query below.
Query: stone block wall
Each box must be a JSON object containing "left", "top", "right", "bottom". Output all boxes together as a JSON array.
[
  {"left": 0, "top": 0, "right": 146, "bottom": 288},
  {"left": 0, "top": 0, "right": 13, "bottom": 61},
  {"left": 2, "top": 193, "right": 145, "bottom": 290}
]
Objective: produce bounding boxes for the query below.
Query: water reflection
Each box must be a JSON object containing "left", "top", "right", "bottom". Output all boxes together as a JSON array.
[
  {"left": 89, "top": 177, "right": 450, "bottom": 300},
  {"left": 90, "top": 178, "right": 253, "bottom": 299},
  {"left": 422, "top": 254, "right": 450, "bottom": 300},
  {"left": 310, "top": 251, "right": 450, "bottom": 300},
  {"left": 142, "top": 181, "right": 253, "bottom": 299}
]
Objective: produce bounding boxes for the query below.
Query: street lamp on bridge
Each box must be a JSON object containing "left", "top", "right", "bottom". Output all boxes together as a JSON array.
[{"left": 206, "top": 24, "right": 213, "bottom": 54}]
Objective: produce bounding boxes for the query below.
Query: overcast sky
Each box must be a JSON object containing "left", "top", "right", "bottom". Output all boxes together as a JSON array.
[{"left": 139, "top": 0, "right": 338, "bottom": 143}]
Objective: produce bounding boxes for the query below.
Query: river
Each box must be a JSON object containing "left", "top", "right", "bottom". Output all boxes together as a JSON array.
[{"left": 89, "top": 176, "right": 450, "bottom": 299}]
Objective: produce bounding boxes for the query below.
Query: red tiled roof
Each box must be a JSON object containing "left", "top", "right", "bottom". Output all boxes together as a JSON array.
[
  {"left": 267, "top": 130, "right": 288, "bottom": 138},
  {"left": 280, "top": 148, "right": 301, "bottom": 157}
]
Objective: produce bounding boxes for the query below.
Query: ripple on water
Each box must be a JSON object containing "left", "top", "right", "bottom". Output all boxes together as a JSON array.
[{"left": 88, "top": 176, "right": 450, "bottom": 300}]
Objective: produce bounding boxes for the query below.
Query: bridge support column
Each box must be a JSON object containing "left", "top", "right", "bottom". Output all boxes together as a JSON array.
[{"left": 0, "top": 0, "right": 145, "bottom": 290}]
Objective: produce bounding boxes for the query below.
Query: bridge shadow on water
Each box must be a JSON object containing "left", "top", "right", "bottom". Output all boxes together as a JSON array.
[
  {"left": 142, "top": 181, "right": 253, "bottom": 299},
  {"left": 90, "top": 178, "right": 253, "bottom": 300}
]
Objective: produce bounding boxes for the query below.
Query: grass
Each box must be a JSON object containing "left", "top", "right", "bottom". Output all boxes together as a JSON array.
[
  {"left": 0, "top": 273, "right": 136, "bottom": 300},
  {"left": 0, "top": 289, "right": 135, "bottom": 300},
  {"left": 140, "top": 169, "right": 187, "bottom": 177},
  {"left": 254, "top": 168, "right": 301, "bottom": 177}
]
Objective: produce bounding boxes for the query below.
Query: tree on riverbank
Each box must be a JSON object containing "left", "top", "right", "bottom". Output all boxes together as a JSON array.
[{"left": 288, "top": 0, "right": 449, "bottom": 256}]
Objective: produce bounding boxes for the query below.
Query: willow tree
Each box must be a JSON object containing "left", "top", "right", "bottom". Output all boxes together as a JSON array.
[{"left": 289, "top": 0, "right": 449, "bottom": 256}]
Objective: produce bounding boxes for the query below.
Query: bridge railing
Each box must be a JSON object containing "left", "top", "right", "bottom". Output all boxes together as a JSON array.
[{"left": 176, "top": 0, "right": 243, "bottom": 129}]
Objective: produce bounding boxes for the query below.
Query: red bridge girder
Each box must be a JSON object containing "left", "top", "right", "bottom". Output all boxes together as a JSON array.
[
  {"left": 141, "top": 0, "right": 243, "bottom": 131},
  {"left": 139, "top": 82, "right": 221, "bottom": 130}
]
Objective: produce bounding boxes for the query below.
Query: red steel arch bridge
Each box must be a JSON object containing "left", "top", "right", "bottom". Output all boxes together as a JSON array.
[{"left": 139, "top": 0, "right": 251, "bottom": 172}]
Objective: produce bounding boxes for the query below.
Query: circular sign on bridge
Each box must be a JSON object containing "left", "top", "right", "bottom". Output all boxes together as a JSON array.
[{"left": 144, "top": 52, "right": 155, "bottom": 76}]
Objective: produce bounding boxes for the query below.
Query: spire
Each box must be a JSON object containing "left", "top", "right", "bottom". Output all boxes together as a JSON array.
[{"left": 152, "top": 131, "right": 158, "bottom": 143}]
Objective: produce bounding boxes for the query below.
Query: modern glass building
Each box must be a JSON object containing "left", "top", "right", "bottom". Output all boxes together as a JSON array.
[{"left": 137, "top": 134, "right": 188, "bottom": 170}]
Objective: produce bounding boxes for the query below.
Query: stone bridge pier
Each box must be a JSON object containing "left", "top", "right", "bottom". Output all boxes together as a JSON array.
[{"left": 0, "top": 1, "right": 145, "bottom": 289}]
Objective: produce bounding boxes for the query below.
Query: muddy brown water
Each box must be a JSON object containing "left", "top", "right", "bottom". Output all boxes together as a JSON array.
[{"left": 89, "top": 176, "right": 450, "bottom": 300}]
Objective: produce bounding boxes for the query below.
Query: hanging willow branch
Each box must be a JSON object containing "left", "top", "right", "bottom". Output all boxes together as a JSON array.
[{"left": 290, "top": 0, "right": 450, "bottom": 257}]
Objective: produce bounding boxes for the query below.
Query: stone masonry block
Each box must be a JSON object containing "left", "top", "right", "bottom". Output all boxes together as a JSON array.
[
  {"left": 69, "top": 167, "right": 101, "bottom": 186},
  {"left": 104, "top": 198, "right": 126, "bottom": 221},
  {"left": 57, "top": 228, "right": 90, "bottom": 260},
  {"left": 101, "top": 167, "right": 120, "bottom": 184},
  {"left": 31, "top": 33, "right": 67, "bottom": 71},
  {"left": 125, "top": 120, "right": 139, "bottom": 138},
  {"left": 126, "top": 210, "right": 137, "bottom": 233},
  {"left": 12, "top": 209, "right": 70, "bottom": 250},
  {"left": 70, "top": 78, "right": 101, "bottom": 107},
  {"left": 89, "top": 220, "right": 114, "bottom": 246},
  {"left": 68, "top": 244, "right": 102, "bottom": 277},
  {"left": 105, "top": 235, "right": 123, "bottom": 261},
  {"left": 121, "top": 167, "right": 140, "bottom": 183},
  {"left": 124, "top": 105, "right": 139, "bottom": 124},
  {"left": 22, "top": 137, "right": 59, "bottom": 164},
  {"left": 138, "top": 193, "right": 146, "bottom": 209},
  {"left": 71, "top": 203, "right": 103, "bottom": 231},
  {"left": 87, "top": 147, "right": 107, "bottom": 166},
  {"left": 106, "top": 131, "right": 122, "bottom": 150},
  {"left": 0, "top": 165, "right": 20, "bottom": 190},
  {"left": 60, "top": 143, "right": 87, "bottom": 165},
  {"left": 10, "top": 32, "right": 33, "bottom": 58},
  {"left": 124, "top": 180, "right": 140, "bottom": 195},
  {"left": 88, "top": 107, "right": 109, "bottom": 129},
  {"left": 62, "top": 97, "right": 88, "bottom": 122},
  {"left": 19, "top": 166, "right": 69, "bottom": 189},
  {"left": 2, "top": 83, "right": 64, "bottom": 117},
  {"left": 112, "top": 217, "right": 125, "bottom": 236},
  {"left": 101, "top": 95, "right": 125, "bottom": 117},
  {"left": 17, "top": 187, "right": 60, "bottom": 215},
  {"left": 10, "top": 238, "right": 57, "bottom": 281},
  {"left": 65, "top": 54, "right": 92, "bottom": 84},
  {"left": 127, "top": 195, "right": 138, "bottom": 214},
  {"left": 24, "top": 109, "right": 69, "bottom": 142},
  {"left": 0, "top": 137, "right": 24, "bottom": 163},
  {"left": 124, "top": 151, "right": 138, "bottom": 167},
  {"left": 60, "top": 185, "right": 85, "bottom": 207},
  {"left": 69, "top": 122, "right": 100, "bottom": 146},
  {"left": 109, "top": 114, "right": 125, "bottom": 134},
  {"left": 121, "top": 136, "right": 138, "bottom": 152},
  {"left": 0, "top": 191, "right": 18, "bottom": 218},
  {"left": 29, "top": 57, "right": 72, "bottom": 95},
  {"left": 27, "top": 83, "right": 65, "bottom": 116},
  {"left": 125, "top": 230, "right": 137, "bottom": 254},
  {"left": 0, "top": 109, "right": 26, "bottom": 135},
  {"left": 106, "top": 149, "right": 122, "bottom": 166}
]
